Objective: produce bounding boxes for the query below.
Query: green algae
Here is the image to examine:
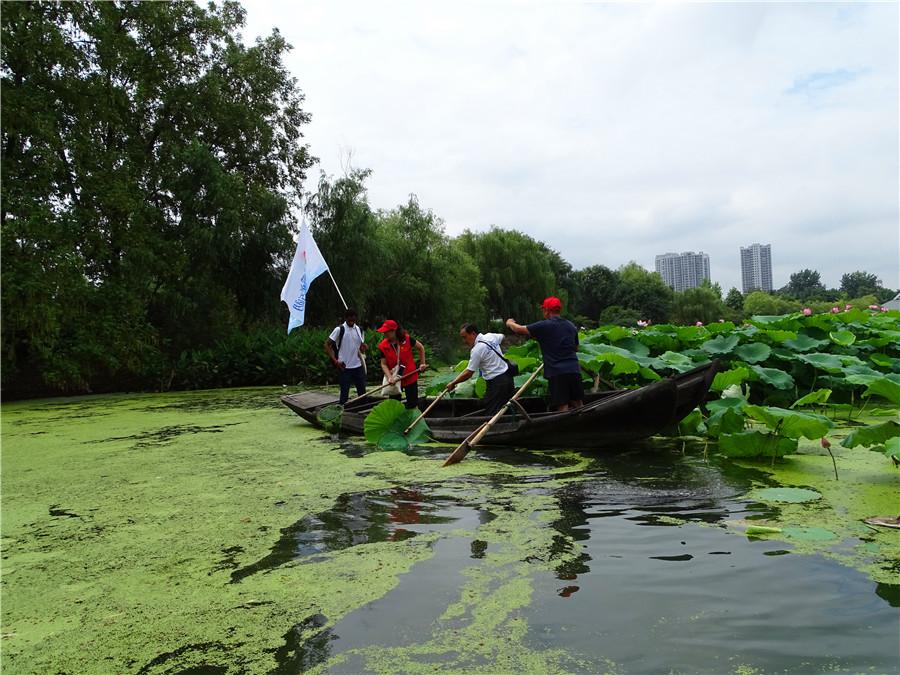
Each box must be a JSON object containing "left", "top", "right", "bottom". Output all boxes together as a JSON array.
[
  {"left": 729, "top": 418, "right": 900, "bottom": 587},
  {"left": 1, "top": 388, "right": 600, "bottom": 673},
  {"left": 748, "top": 487, "right": 821, "bottom": 503},
  {"left": 4, "top": 388, "right": 898, "bottom": 673}
]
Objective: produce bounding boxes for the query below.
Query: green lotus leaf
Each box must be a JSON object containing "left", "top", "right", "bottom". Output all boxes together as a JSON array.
[
  {"left": 612, "top": 337, "right": 651, "bottom": 357},
  {"left": 733, "top": 342, "right": 771, "bottom": 363},
  {"left": 796, "top": 353, "right": 844, "bottom": 373},
  {"left": 840, "top": 420, "right": 900, "bottom": 449},
  {"left": 706, "top": 407, "right": 746, "bottom": 438},
  {"left": 711, "top": 366, "right": 751, "bottom": 392},
  {"left": 678, "top": 408, "right": 707, "bottom": 436},
  {"left": 426, "top": 372, "right": 457, "bottom": 395},
  {"left": 676, "top": 325, "right": 708, "bottom": 344},
  {"left": 750, "top": 365, "right": 795, "bottom": 390},
  {"left": 790, "top": 388, "right": 832, "bottom": 408},
  {"left": 828, "top": 330, "right": 857, "bottom": 347},
  {"left": 718, "top": 430, "right": 798, "bottom": 458},
  {"left": 782, "top": 334, "right": 825, "bottom": 352},
  {"left": 363, "top": 399, "right": 431, "bottom": 447},
  {"left": 701, "top": 334, "right": 740, "bottom": 355},
  {"left": 706, "top": 396, "right": 747, "bottom": 414},
  {"left": 506, "top": 354, "right": 539, "bottom": 372},
  {"left": 638, "top": 367, "right": 661, "bottom": 381},
  {"left": 656, "top": 351, "right": 695, "bottom": 373},
  {"left": 862, "top": 378, "right": 900, "bottom": 405},
  {"left": 743, "top": 404, "right": 833, "bottom": 440},
  {"left": 870, "top": 353, "right": 900, "bottom": 369},
  {"left": 594, "top": 352, "right": 640, "bottom": 375},
  {"left": 763, "top": 329, "right": 799, "bottom": 342}
]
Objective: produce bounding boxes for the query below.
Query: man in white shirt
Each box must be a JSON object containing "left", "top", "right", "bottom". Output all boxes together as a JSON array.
[
  {"left": 324, "top": 309, "right": 368, "bottom": 404},
  {"left": 445, "top": 323, "right": 515, "bottom": 415}
]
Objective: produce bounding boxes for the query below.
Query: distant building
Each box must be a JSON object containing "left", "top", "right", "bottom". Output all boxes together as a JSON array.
[
  {"left": 655, "top": 251, "right": 711, "bottom": 292},
  {"left": 740, "top": 243, "right": 773, "bottom": 293}
]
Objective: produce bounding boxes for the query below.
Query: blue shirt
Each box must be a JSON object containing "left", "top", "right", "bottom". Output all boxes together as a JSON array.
[{"left": 526, "top": 316, "right": 580, "bottom": 377}]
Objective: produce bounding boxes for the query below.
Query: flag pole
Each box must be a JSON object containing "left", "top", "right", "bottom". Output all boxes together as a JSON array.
[{"left": 327, "top": 267, "right": 348, "bottom": 310}]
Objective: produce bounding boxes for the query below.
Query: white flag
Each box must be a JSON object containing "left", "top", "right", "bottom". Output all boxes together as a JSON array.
[{"left": 280, "top": 219, "right": 329, "bottom": 333}]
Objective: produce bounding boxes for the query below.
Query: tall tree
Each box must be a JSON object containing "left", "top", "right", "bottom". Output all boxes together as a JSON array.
[
  {"left": 572, "top": 265, "right": 618, "bottom": 320},
  {"left": 724, "top": 287, "right": 744, "bottom": 312},
  {"left": 781, "top": 269, "right": 826, "bottom": 301},
  {"left": 456, "top": 228, "right": 556, "bottom": 321},
  {"left": 612, "top": 262, "right": 673, "bottom": 323},
  {"left": 2, "top": 1, "right": 314, "bottom": 393},
  {"left": 840, "top": 271, "right": 881, "bottom": 299}
]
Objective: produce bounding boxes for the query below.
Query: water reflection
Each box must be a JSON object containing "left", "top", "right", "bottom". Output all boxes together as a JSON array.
[{"left": 229, "top": 486, "right": 492, "bottom": 583}]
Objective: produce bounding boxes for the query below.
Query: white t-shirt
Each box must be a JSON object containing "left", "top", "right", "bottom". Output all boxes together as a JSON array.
[
  {"left": 328, "top": 322, "right": 365, "bottom": 369},
  {"left": 466, "top": 333, "right": 509, "bottom": 381}
]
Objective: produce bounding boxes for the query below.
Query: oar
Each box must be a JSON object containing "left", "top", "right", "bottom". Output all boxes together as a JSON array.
[
  {"left": 403, "top": 388, "right": 450, "bottom": 435},
  {"left": 342, "top": 366, "right": 425, "bottom": 407},
  {"left": 442, "top": 364, "right": 544, "bottom": 467}
]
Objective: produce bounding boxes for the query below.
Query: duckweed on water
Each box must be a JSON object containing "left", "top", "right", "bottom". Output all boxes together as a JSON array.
[
  {"left": 1, "top": 388, "right": 596, "bottom": 673},
  {"left": 3, "top": 387, "right": 898, "bottom": 673}
]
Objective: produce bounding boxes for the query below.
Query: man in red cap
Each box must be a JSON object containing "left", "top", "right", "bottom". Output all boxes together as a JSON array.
[
  {"left": 506, "top": 297, "right": 583, "bottom": 411},
  {"left": 376, "top": 320, "right": 428, "bottom": 409}
]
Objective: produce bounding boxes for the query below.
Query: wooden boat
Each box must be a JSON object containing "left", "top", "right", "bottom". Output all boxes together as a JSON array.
[{"left": 281, "top": 361, "right": 718, "bottom": 449}]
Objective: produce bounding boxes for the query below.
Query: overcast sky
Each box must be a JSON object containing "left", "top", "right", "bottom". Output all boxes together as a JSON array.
[{"left": 241, "top": 1, "right": 899, "bottom": 292}]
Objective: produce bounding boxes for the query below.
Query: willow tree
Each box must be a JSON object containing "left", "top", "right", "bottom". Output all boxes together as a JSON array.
[{"left": 2, "top": 1, "right": 314, "bottom": 394}]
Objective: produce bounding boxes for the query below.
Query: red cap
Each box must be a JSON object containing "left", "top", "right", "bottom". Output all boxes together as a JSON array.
[
  {"left": 541, "top": 296, "right": 562, "bottom": 312},
  {"left": 376, "top": 319, "right": 398, "bottom": 333}
]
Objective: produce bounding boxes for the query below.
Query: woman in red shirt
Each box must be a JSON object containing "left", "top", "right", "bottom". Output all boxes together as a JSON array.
[{"left": 376, "top": 319, "right": 428, "bottom": 409}]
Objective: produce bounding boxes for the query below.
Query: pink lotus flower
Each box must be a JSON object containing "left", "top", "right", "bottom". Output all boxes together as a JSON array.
[
  {"left": 831, "top": 307, "right": 840, "bottom": 313},
  {"left": 881, "top": 307, "right": 889, "bottom": 312},
  {"left": 869, "top": 304, "right": 880, "bottom": 310},
  {"left": 802, "top": 307, "right": 812, "bottom": 315},
  {"left": 636, "top": 320, "right": 649, "bottom": 328},
  {"left": 695, "top": 321, "right": 704, "bottom": 327},
  {"left": 820, "top": 437, "right": 831, "bottom": 449},
  {"left": 719, "top": 319, "right": 725, "bottom": 323},
  {"left": 845, "top": 304, "right": 852, "bottom": 310}
]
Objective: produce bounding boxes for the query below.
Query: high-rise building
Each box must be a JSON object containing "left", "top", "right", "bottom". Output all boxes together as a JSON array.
[
  {"left": 740, "top": 243, "right": 773, "bottom": 293},
  {"left": 654, "top": 251, "right": 711, "bottom": 292}
]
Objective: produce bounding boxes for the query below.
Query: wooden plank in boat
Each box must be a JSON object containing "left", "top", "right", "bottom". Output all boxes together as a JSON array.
[{"left": 285, "top": 391, "right": 338, "bottom": 410}]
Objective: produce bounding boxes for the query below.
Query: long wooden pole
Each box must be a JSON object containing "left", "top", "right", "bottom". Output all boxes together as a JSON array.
[
  {"left": 403, "top": 388, "right": 450, "bottom": 435},
  {"left": 442, "top": 364, "right": 544, "bottom": 467},
  {"left": 340, "top": 366, "right": 424, "bottom": 407}
]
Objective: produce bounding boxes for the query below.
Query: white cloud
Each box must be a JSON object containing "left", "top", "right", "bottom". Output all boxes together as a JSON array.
[{"left": 241, "top": 0, "right": 899, "bottom": 292}]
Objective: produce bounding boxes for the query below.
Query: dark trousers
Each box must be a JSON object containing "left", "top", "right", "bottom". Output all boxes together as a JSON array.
[
  {"left": 483, "top": 370, "right": 515, "bottom": 415},
  {"left": 390, "top": 381, "right": 419, "bottom": 409},
  {"left": 339, "top": 366, "right": 367, "bottom": 404}
]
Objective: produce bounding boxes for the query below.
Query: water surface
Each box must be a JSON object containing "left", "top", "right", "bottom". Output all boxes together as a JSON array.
[{"left": 2, "top": 388, "right": 897, "bottom": 673}]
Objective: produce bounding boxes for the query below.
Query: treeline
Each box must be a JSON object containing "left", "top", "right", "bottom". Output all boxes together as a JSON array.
[{"left": 2, "top": 2, "right": 894, "bottom": 398}]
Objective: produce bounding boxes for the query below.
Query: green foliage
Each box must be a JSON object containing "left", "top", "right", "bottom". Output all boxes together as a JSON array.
[
  {"left": 672, "top": 286, "right": 727, "bottom": 325},
  {"left": 2, "top": 1, "right": 314, "bottom": 395},
  {"left": 781, "top": 269, "right": 826, "bottom": 301},
  {"left": 572, "top": 265, "right": 618, "bottom": 320},
  {"left": 840, "top": 271, "right": 881, "bottom": 299},
  {"left": 724, "top": 287, "right": 744, "bottom": 312},
  {"left": 598, "top": 306, "right": 643, "bottom": 327},
  {"left": 456, "top": 227, "right": 556, "bottom": 322},
  {"left": 790, "top": 389, "right": 832, "bottom": 408},
  {"left": 363, "top": 399, "right": 430, "bottom": 449},
  {"left": 719, "top": 431, "right": 798, "bottom": 458},
  {"left": 743, "top": 405, "right": 833, "bottom": 440},
  {"left": 612, "top": 263, "right": 673, "bottom": 324},
  {"left": 743, "top": 292, "right": 801, "bottom": 316},
  {"left": 840, "top": 421, "right": 900, "bottom": 449}
]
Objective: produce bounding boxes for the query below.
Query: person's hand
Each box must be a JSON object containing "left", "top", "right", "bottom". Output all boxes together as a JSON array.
[
  {"left": 335, "top": 360, "right": 345, "bottom": 370},
  {"left": 388, "top": 375, "right": 397, "bottom": 385},
  {"left": 445, "top": 381, "right": 457, "bottom": 392},
  {"left": 419, "top": 362, "right": 428, "bottom": 372},
  {"left": 505, "top": 318, "right": 516, "bottom": 329},
  {"left": 359, "top": 344, "right": 368, "bottom": 352}
]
